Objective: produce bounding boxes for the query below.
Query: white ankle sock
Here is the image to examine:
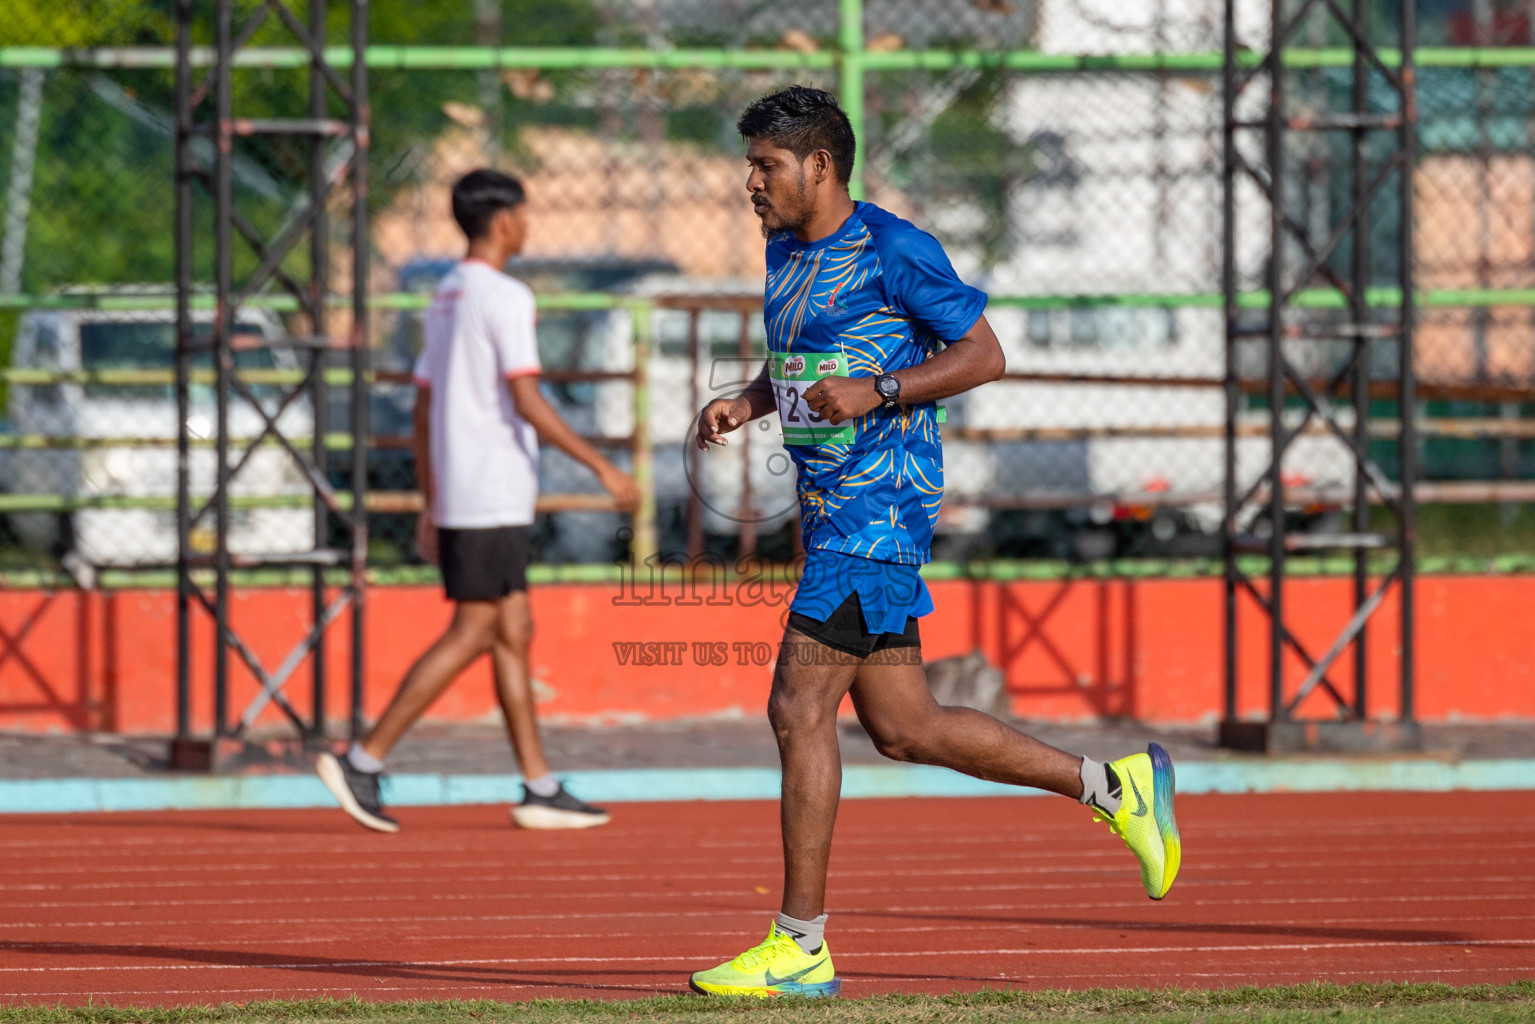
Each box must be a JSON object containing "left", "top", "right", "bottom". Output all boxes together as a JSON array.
[
  {"left": 1078, "top": 756, "right": 1123, "bottom": 815},
  {"left": 775, "top": 912, "right": 828, "bottom": 955},
  {"left": 525, "top": 773, "right": 559, "bottom": 798},
  {"left": 347, "top": 743, "right": 384, "bottom": 774}
]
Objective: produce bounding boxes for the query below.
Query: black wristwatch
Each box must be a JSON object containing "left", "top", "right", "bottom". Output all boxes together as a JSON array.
[{"left": 874, "top": 373, "right": 901, "bottom": 408}]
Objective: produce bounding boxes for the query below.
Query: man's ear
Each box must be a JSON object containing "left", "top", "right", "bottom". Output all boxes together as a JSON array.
[{"left": 810, "top": 149, "right": 835, "bottom": 185}]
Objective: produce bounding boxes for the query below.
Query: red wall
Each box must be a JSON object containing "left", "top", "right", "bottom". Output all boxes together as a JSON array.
[{"left": 0, "top": 574, "right": 1531, "bottom": 735}]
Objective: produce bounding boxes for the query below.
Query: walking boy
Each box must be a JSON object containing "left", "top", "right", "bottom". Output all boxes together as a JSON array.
[{"left": 318, "top": 170, "right": 639, "bottom": 833}]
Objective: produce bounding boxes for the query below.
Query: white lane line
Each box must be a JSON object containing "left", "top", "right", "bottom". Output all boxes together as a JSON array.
[
  {"left": 10, "top": 848, "right": 1535, "bottom": 892},
  {"left": 1, "top": 981, "right": 686, "bottom": 1001},
  {"left": 884, "top": 891, "right": 1535, "bottom": 914},
  {"left": 0, "top": 820, "right": 1525, "bottom": 857},
  {"left": 9, "top": 912, "right": 1535, "bottom": 953},
  {"left": 10, "top": 874, "right": 1535, "bottom": 913},
  {"left": 2, "top": 829, "right": 1528, "bottom": 867},
  {"left": 3, "top": 937, "right": 1532, "bottom": 975},
  {"left": 0, "top": 862, "right": 1136, "bottom": 895},
  {"left": 7, "top": 889, "right": 1533, "bottom": 932},
  {"left": 14, "top": 965, "right": 1535, "bottom": 1003},
  {"left": 9, "top": 862, "right": 1530, "bottom": 895}
]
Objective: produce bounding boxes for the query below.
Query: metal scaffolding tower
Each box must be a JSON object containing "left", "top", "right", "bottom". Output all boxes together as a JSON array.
[
  {"left": 171, "top": 0, "right": 370, "bottom": 769},
  {"left": 1220, "top": 0, "right": 1419, "bottom": 752}
]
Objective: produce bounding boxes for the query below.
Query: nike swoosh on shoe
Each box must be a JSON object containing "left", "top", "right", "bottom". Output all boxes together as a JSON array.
[
  {"left": 1128, "top": 774, "right": 1149, "bottom": 817},
  {"left": 763, "top": 961, "right": 822, "bottom": 986}
]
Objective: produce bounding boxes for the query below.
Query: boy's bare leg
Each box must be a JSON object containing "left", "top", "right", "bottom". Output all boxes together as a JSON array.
[
  {"left": 491, "top": 590, "right": 551, "bottom": 780},
  {"left": 770, "top": 630, "right": 860, "bottom": 921},
  {"left": 359, "top": 600, "right": 499, "bottom": 762},
  {"left": 848, "top": 651, "right": 1083, "bottom": 796}
]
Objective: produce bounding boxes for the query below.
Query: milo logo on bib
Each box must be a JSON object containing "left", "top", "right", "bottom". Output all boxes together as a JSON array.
[{"left": 769, "top": 350, "right": 854, "bottom": 446}]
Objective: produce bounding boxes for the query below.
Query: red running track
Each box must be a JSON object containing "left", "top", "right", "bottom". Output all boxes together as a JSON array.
[{"left": 1, "top": 791, "right": 1532, "bottom": 1006}]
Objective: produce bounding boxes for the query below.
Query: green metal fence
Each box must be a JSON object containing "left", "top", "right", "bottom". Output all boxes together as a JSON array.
[{"left": 2, "top": 0, "right": 1534, "bottom": 584}]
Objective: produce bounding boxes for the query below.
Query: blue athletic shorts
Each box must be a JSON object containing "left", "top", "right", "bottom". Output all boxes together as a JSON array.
[{"left": 789, "top": 549, "right": 934, "bottom": 639}]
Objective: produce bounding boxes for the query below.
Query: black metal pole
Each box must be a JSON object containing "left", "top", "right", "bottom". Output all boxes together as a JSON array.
[
  {"left": 309, "top": 0, "right": 331, "bottom": 739},
  {"left": 686, "top": 308, "right": 703, "bottom": 561},
  {"left": 1350, "top": 0, "right": 1371, "bottom": 721},
  {"left": 349, "top": 0, "right": 370, "bottom": 742},
  {"left": 735, "top": 312, "right": 755, "bottom": 560},
  {"left": 1398, "top": 0, "right": 1418, "bottom": 724},
  {"left": 1220, "top": 0, "right": 1239, "bottom": 725},
  {"left": 213, "top": 0, "right": 234, "bottom": 738},
  {"left": 1265, "top": 2, "right": 1286, "bottom": 724},
  {"left": 174, "top": 0, "right": 194, "bottom": 743}
]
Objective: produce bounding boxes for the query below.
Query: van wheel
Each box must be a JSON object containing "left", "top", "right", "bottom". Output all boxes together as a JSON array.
[{"left": 4, "top": 511, "right": 69, "bottom": 555}]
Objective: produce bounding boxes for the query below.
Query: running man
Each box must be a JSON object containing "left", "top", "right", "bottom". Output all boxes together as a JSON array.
[
  {"left": 687, "top": 87, "right": 1181, "bottom": 997},
  {"left": 318, "top": 169, "right": 639, "bottom": 833}
]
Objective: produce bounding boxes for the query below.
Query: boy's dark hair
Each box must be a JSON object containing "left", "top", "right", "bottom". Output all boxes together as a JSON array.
[
  {"left": 736, "top": 85, "right": 856, "bottom": 187},
  {"left": 450, "top": 169, "right": 526, "bottom": 239}
]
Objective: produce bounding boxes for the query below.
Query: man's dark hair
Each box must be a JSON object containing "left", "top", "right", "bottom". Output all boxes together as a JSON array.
[
  {"left": 736, "top": 85, "right": 856, "bottom": 187},
  {"left": 450, "top": 169, "right": 526, "bottom": 239}
]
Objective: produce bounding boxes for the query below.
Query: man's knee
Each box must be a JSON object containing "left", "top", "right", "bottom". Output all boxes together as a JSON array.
[
  {"left": 865, "top": 720, "right": 929, "bottom": 763},
  {"left": 768, "top": 677, "right": 835, "bottom": 740},
  {"left": 446, "top": 611, "right": 498, "bottom": 655},
  {"left": 857, "top": 700, "right": 942, "bottom": 764},
  {"left": 766, "top": 687, "right": 801, "bottom": 737},
  {"left": 497, "top": 606, "right": 533, "bottom": 655}
]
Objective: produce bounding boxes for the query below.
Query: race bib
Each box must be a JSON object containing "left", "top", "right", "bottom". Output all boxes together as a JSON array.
[{"left": 770, "top": 351, "right": 855, "bottom": 446}]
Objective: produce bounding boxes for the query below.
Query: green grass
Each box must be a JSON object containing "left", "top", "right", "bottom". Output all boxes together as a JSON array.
[{"left": 5, "top": 983, "right": 1535, "bottom": 1024}]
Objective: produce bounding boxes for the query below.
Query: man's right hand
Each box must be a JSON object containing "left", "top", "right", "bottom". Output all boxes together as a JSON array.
[
  {"left": 697, "top": 397, "right": 753, "bottom": 451},
  {"left": 415, "top": 514, "right": 438, "bottom": 564},
  {"left": 599, "top": 466, "right": 641, "bottom": 512}
]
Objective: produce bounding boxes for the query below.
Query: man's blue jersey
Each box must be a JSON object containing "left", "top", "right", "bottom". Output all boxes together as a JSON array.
[{"left": 764, "top": 201, "right": 987, "bottom": 565}]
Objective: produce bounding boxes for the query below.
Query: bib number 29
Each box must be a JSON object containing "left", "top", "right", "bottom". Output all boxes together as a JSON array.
[
  {"left": 776, "top": 382, "right": 827, "bottom": 425},
  {"left": 771, "top": 352, "right": 854, "bottom": 446}
]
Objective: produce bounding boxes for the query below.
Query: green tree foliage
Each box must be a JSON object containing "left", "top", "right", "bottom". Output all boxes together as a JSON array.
[{"left": 0, "top": 0, "right": 597, "bottom": 292}]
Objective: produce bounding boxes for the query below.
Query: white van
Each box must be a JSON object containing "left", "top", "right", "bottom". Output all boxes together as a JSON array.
[{"left": 2, "top": 306, "right": 316, "bottom": 568}]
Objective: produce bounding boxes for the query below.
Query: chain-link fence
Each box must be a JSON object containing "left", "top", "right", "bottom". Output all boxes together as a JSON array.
[{"left": 1, "top": 0, "right": 1533, "bottom": 582}]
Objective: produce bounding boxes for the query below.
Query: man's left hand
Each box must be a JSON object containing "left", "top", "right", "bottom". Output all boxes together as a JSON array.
[{"left": 804, "top": 375, "right": 884, "bottom": 425}]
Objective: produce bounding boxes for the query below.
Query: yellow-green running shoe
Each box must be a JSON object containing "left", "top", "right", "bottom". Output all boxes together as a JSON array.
[
  {"left": 689, "top": 921, "right": 841, "bottom": 997},
  {"left": 1096, "top": 742, "right": 1182, "bottom": 900}
]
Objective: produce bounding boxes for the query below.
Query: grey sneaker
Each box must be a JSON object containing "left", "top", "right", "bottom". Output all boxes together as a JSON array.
[
  {"left": 316, "top": 752, "right": 400, "bottom": 833},
  {"left": 511, "top": 782, "right": 611, "bottom": 830}
]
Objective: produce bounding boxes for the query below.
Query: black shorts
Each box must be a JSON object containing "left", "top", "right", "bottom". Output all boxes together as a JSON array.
[
  {"left": 438, "top": 525, "right": 531, "bottom": 602},
  {"left": 787, "top": 591, "right": 921, "bottom": 659}
]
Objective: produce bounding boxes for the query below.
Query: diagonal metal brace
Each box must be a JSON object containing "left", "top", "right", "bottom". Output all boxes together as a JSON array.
[
  {"left": 190, "top": 581, "right": 306, "bottom": 731},
  {"left": 1236, "top": 569, "right": 1351, "bottom": 711},
  {"left": 239, "top": 590, "right": 355, "bottom": 729},
  {"left": 1286, "top": 566, "right": 1401, "bottom": 715},
  {"left": 1281, "top": 152, "right": 1403, "bottom": 308},
  {"left": 1317, "top": 0, "right": 1407, "bottom": 94},
  {"left": 189, "top": 364, "right": 325, "bottom": 531},
  {"left": 1282, "top": 358, "right": 1401, "bottom": 507},
  {"left": 227, "top": 370, "right": 352, "bottom": 520},
  {"left": 1234, "top": 0, "right": 1326, "bottom": 98}
]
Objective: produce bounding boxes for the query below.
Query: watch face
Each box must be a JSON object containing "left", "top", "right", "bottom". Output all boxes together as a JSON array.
[{"left": 877, "top": 375, "right": 899, "bottom": 398}]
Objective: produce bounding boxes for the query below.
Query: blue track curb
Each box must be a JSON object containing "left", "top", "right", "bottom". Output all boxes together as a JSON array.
[{"left": 0, "top": 758, "right": 1532, "bottom": 814}]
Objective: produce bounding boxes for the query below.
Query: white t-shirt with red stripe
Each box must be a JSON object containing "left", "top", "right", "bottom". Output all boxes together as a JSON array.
[{"left": 412, "top": 259, "right": 541, "bottom": 528}]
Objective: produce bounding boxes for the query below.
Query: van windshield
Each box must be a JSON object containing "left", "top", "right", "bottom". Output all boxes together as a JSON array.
[
  {"left": 81, "top": 322, "right": 275, "bottom": 369},
  {"left": 81, "top": 322, "right": 278, "bottom": 400}
]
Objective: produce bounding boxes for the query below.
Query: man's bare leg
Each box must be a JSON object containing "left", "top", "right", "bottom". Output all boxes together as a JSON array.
[
  {"left": 359, "top": 601, "right": 499, "bottom": 762},
  {"left": 848, "top": 648, "right": 1083, "bottom": 797},
  {"left": 490, "top": 590, "right": 551, "bottom": 780},
  {"left": 850, "top": 645, "right": 1181, "bottom": 902},
  {"left": 770, "top": 629, "right": 861, "bottom": 921}
]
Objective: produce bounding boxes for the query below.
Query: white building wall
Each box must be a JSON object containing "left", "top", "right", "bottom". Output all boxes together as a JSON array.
[{"left": 950, "top": 0, "right": 1356, "bottom": 508}]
